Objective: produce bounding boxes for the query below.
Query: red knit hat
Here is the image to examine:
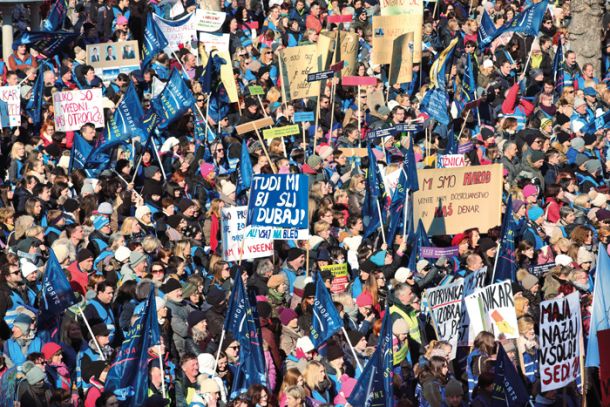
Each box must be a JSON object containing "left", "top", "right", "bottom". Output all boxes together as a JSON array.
[
  {"left": 356, "top": 292, "right": 373, "bottom": 307},
  {"left": 42, "top": 342, "right": 62, "bottom": 361}
]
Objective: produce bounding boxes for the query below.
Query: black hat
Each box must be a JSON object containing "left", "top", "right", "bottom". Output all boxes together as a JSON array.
[
  {"left": 160, "top": 278, "right": 182, "bottom": 294},
  {"left": 347, "top": 330, "right": 365, "bottom": 347},
  {"left": 77, "top": 249, "right": 94, "bottom": 263},
  {"left": 478, "top": 237, "right": 496, "bottom": 253},
  {"left": 81, "top": 360, "right": 107, "bottom": 384},
  {"left": 167, "top": 214, "right": 182, "bottom": 229},
  {"left": 256, "top": 301, "right": 272, "bottom": 319},
  {"left": 530, "top": 150, "right": 545, "bottom": 163},
  {"left": 144, "top": 165, "right": 161, "bottom": 179},
  {"left": 556, "top": 130, "right": 571, "bottom": 144},
  {"left": 206, "top": 286, "right": 226, "bottom": 306},
  {"left": 91, "top": 323, "right": 110, "bottom": 337},
  {"left": 359, "top": 259, "right": 376, "bottom": 274},
  {"left": 316, "top": 248, "right": 331, "bottom": 261},
  {"left": 187, "top": 310, "right": 207, "bottom": 328},
  {"left": 303, "top": 282, "right": 315, "bottom": 298},
  {"left": 44, "top": 143, "right": 61, "bottom": 158},
  {"left": 326, "top": 343, "right": 344, "bottom": 361},
  {"left": 63, "top": 198, "right": 79, "bottom": 212},
  {"left": 286, "top": 248, "right": 305, "bottom": 262},
  {"left": 583, "top": 133, "right": 597, "bottom": 146},
  {"left": 178, "top": 198, "right": 195, "bottom": 213},
  {"left": 115, "top": 159, "right": 130, "bottom": 174}
]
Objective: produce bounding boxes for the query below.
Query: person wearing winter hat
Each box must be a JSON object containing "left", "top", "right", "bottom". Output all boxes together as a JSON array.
[
  {"left": 520, "top": 271, "right": 539, "bottom": 293},
  {"left": 443, "top": 378, "right": 465, "bottom": 406},
  {"left": 392, "top": 318, "right": 410, "bottom": 365},
  {"left": 524, "top": 205, "right": 546, "bottom": 250},
  {"left": 325, "top": 341, "right": 345, "bottom": 395},
  {"left": 477, "top": 237, "right": 497, "bottom": 269},
  {"left": 267, "top": 272, "right": 289, "bottom": 310},
  {"left": 522, "top": 184, "right": 539, "bottom": 204},
  {"left": 88, "top": 215, "right": 111, "bottom": 258},
  {"left": 282, "top": 248, "right": 306, "bottom": 296},
  {"left": 572, "top": 96, "right": 590, "bottom": 134},
  {"left": 17, "top": 360, "right": 49, "bottom": 406},
  {"left": 43, "top": 342, "right": 71, "bottom": 391},
  {"left": 196, "top": 353, "right": 228, "bottom": 403},
  {"left": 121, "top": 251, "right": 148, "bottom": 283},
  {"left": 193, "top": 377, "right": 221, "bottom": 406},
  {"left": 279, "top": 307, "right": 303, "bottom": 356},
  {"left": 6, "top": 313, "right": 42, "bottom": 366},
  {"left": 185, "top": 310, "right": 213, "bottom": 356},
  {"left": 68, "top": 248, "right": 95, "bottom": 295},
  {"left": 394, "top": 267, "right": 413, "bottom": 284}
]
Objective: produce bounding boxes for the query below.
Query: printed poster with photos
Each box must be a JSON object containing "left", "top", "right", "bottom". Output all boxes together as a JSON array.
[{"left": 86, "top": 40, "right": 141, "bottom": 82}]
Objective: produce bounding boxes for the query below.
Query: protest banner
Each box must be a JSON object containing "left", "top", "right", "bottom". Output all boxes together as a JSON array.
[
  {"left": 464, "top": 280, "right": 518, "bottom": 341},
  {"left": 316, "top": 33, "right": 334, "bottom": 75},
  {"left": 389, "top": 32, "right": 413, "bottom": 85},
  {"left": 327, "top": 14, "right": 353, "bottom": 24},
  {"left": 279, "top": 45, "right": 321, "bottom": 101},
  {"left": 294, "top": 111, "right": 315, "bottom": 122},
  {"left": 153, "top": 13, "right": 199, "bottom": 59},
  {"left": 372, "top": 15, "right": 423, "bottom": 64},
  {"left": 248, "top": 85, "right": 265, "bottom": 96},
  {"left": 342, "top": 76, "right": 378, "bottom": 86},
  {"left": 263, "top": 125, "right": 300, "bottom": 139},
  {"left": 247, "top": 174, "right": 309, "bottom": 230},
  {"left": 246, "top": 227, "right": 310, "bottom": 241},
  {"left": 529, "top": 262, "right": 556, "bottom": 277},
  {"left": 221, "top": 206, "right": 274, "bottom": 262},
  {"left": 598, "top": 329, "right": 610, "bottom": 406},
  {"left": 381, "top": 0, "right": 423, "bottom": 16},
  {"left": 195, "top": 9, "right": 226, "bottom": 32},
  {"left": 322, "top": 263, "right": 349, "bottom": 293},
  {"left": 339, "top": 148, "right": 368, "bottom": 157},
  {"left": 539, "top": 292, "right": 581, "bottom": 392},
  {"left": 235, "top": 117, "right": 274, "bottom": 135},
  {"left": 367, "top": 127, "right": 396, "bottom": 139},
  {"left": 412, "top": 164, "right": 503, "bottom": 236},
  {"left": 437, "top": 154, "right": 466, "bottom": 168},
  {"left": 420, "top": 246, "right": 459, "bottom": 259},
  {"left": 198, "top": 32, "right": 230, "bottom": 53},
  {"left": 367, "top": 87, "right": 388, "bottom": 119},
  {"left": 0, "top": 86, "right": 21, "bottom": 127},
  {"left": 338, "top": 31, "right": 359, "bottom": 77},
  {"left": 86, "top": 40, "right": 140, "bottom": 82},
  {"left": 427, "top": 280, "right": 464, "bottom": 359},
  {"left": 307, "top": 70, "right": 334, "bottom": 82},
  {"left": 53, "top": 88, "right": 105, "bottom": 132},
  {"left": 459, "top": 268, "right": 487, "bottom": 346}
]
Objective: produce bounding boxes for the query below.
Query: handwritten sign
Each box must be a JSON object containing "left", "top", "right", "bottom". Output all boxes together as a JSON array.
[
  {"left": 413, "top": 164, "right": 503, "bottom": 236},
  {"left": 342, "top": 76, "right": 377, "bottom": 86},
  {"left": 248, "top": 85, "right": 265, "bottom": 96},
  {"left": 235, "top": 117, "right": 274, "bottom": 135},
  {"left": 372, "top": 15, "right": 423, "bottom": 64},
  {"left": 280, "top": 45, "right": 320, "bottom": 100},
  {"left": 198, "top": 32, "right": 230, "bottom": 53},
  {"left": 539, "top": 292, "right": 581, "bottom": 392},
  {"left": 263, "top": 125, "right": 300, "bottom": 139},
  {"left": 381, "top": 0, "right": 423, "bottom": 16},
  {"left": 389, "top": 32, "right": 413, "bottom": 85},
  {"left": 437, "top": 154, "right": 466, "bottom": 168},
  {"left": 247, "top": 174, "right": 309, "bottom": 229},
  {"left": 465, "top": 280, "right": 519, "bottom": 341},
  {"left": 221, "top": 206, "right": 274, "bottom": 262},
  {"left": 459, "top": 268, "right": 487, "bottom": 346},
  {"left": 307, "top": 70, "right": 334, "bottom": 82},
  {"left": 0, "top": 86, "right": 20, "bottom": 127},
  {"left": 338, "top": 32, "right": 358, "bottom": 77},
  {"left": 427, "top": 280, "right": 464, "bottom": 359},
  {"left": 294, "top": 111, "right": 315, "bottom": 122},
  {"left": 153, "top": 13, "right": 199, "bottom": 58},
  {"left": 195, "top": 9, "right": 226, "bottom": 32},
  {"left": 53, "top": 88, "right": 105, "bottom": 132}
]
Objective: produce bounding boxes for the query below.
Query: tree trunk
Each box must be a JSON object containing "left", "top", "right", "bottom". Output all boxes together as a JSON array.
[{"left": 568, "top": 0, "right": 604, "bottom": 76}]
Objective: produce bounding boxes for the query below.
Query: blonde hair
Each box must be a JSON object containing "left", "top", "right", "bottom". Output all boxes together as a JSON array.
[
  {"left": 142, "top": 236, "right": 161, "bottom": 253},
  {"left": 173, "top": 240, "right": 191, "bottom": 259},
  {"left": 0, "top": 207, "right": 15, "bottom": 224},
  {"left": 304, "top": 361, "right": 325, "bottom": 390},
  {"left": 266, "top": 87, "right": 281, "bottom": 103},
  {"left": 25, "top": 225, "right": 44, "bottom": 238},
  {"left": 313, "top": 221, "right": 331, "bottom": 234},
  {"left": 514, "top": 296, "right": 530, "bottom": 318},
  {"left": 518, "top": 316, "right": 535, "bottom": 335},
  {"left": 120, "top": 217, "right": 139, "bottom": 235},
  {"left": 10, "top": 142, "right": 25, "bottom": 160},
  {"left": 14, "top": 215, "right": 35, "bottom": 240}
]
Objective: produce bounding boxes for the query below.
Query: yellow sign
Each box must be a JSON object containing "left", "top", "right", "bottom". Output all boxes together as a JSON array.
[
  {"left": 321, "top": 263, "right": 348, "bottom": 277},
  {"left": 279, "top": 45, "right": 321, "bottom": 100},
  {"left": 263, "top": 125, "right": 300, "bottom": 139},
  {"left": 412, "top": 164, "right": 504, "bottom": 236},
  {"left": 372, "top": 15, "right": 422, "bottom": 64}
]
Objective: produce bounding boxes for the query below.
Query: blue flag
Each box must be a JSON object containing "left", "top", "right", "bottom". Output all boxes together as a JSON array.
[
  {"left": 13, "top": 31, "right": 78, "bottom": 57},
  {"left": 42, "top": 0, "right": 68, "bottom": 32},
  {"left": 363, "top": 146, "right": 386, "bottom": 238},
  {"left": 420, "top": 38, "right": 458, "bottom": 125},
  {"left": 105, "top": 83, "right": 147, "bottom": 142},
  {"left": 553, "top": 40, "right": 564, "bottom": 94},
  {"left": 105, "top": 289, "right": 160, "bottom": 406},
  {"left": 463, "top": 53, "right": 476, "bottom": 100},
  {"left": 142, "top": 13, "right": 169, "bottom": 71},
  {"left": 491, "top": 345, "right": 529, "bottom": 406},
  {"left": 69, "top": 133, "right": 93, "bottom": 173},
  {"left": 151, "top": 69, "right": 196, "bottom": 129},
  {"left": 41, "top": 249, "right": 77, "bottom": 314},
  {"left": 409, "top": 220, "right": 431, "bottom": 271},
  {"left": 586, "top": 243, "right": 610, "bottom": 367},
  {"left": 478, "top": 0, "right": 549, "bottom": 49},
  {"left": 347, "top": 304, "right": 393, "bottom": 406},
  {"left": 386, "top": 169, "right": 408, "bottom": 246},
  {"left": 310, "top": 272, "right": 343, "bottom": 347},
  {"left": 494, "top": 196, "right": 517, "bottom": 282},
  {"left": 236, "top": 140, "right": 253, "bottom": 196},
  {"left": 405, "top": 137, "right": 419, "bottom": 191},
  {"left": 0, "top": 99, "right": 9, "bottom": 128},
  {"left": 478, "top": 10, "right": 496, "bottom": 48},
  {"left": 84, "top": 136, "right": 131, "bottom": 177},
  {"left": 199, "top": 51, "right": 226, "bottom": 94},
  {"left": 26, "top": 62, "right": 52, "bottom": 127}
]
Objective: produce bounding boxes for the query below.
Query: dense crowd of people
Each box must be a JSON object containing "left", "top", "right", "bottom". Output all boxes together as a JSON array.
[{"left": 0, "top": 0, "right": 609, "bottom": 406}]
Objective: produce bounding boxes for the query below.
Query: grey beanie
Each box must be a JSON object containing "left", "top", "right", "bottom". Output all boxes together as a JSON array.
[
  {"left": 23, "top": 361, "right": 45, "bottom": 385},
  {"left": 584, "top": 159, "right": 602, "bottom": 175}
]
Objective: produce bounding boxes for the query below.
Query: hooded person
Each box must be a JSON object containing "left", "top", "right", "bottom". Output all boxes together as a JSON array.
[{"left": 4, "top": 313, "right": 42, "bottom": 367}]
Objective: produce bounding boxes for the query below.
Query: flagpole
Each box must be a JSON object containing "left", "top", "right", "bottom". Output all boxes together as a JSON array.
[
  {"left": 214, "top": 329, "right": 226, "bottom": 370},
  {"left": 376, "top": 200, "right": 387, "bottom": 245},
  {"left": 149, "top": 137, "right": 167, "bottom": 181},
  {"left": 131, "top": 151, "right": 145, "bottom": 184},
  {"left": 357, "top": 85, "right": 362, "bottom": 148},
  {"left": 112, "top": 170, "right": 143, "bottom": 200},
  {"left": 253, "top": 127, "right": 277, "bottom": 173},
  {"left": 78, "top": 307, "right": 106, "bottom": 361},
  {"left": 402, "top": 187, "right": 410, "bottom": 238},
  {"left": 490, "top": 242, "right": 501, "bottom": 283},
  {"left": 342, "top": 327, "right": 363, "bottom": 371},
  {"left": 158, "top": 351, "right": 166, "bottom": 398}
]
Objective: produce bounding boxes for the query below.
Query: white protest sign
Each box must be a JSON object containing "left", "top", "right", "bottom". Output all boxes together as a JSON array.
[
  {"left": 195, "top": 9, "right": 226, "bottom": 32},
  {"left": 0, "top": 86, "right": 21, "bottom": 127},
  {"left": 427, "top": 280, "right": 464, "bottom": 360},
  {"left": 221, "top": 206, "right": 274, "bottom": 262},
  {"left": 464, "top": 280, "right": 519, "bottom": 340},
  {"left": 437, "top": 154, "right": 466, "bottom": 168},
  {"left": 458, "top": 268, "right": 487, "bottom": 346},
  {"left": 53, "top": 88, "right": 105, "bottom": 132},
  {"left": 153, "top": 13, "right": 199, "bottom": 58},
  {"left": 199, "top": 32, "right": 230, "bottom": 53},
  {"left": 539, "top": 292, "right": 581, "bottom": 392}
]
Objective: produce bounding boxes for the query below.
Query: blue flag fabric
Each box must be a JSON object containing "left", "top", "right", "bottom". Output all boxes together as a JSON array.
[
  {"left": 69, "top": 133, "right": 93, "bottom": 173},
  {"left": 0, "top": 99, "right": 9, "bottom": 128},
  {"left": 26, "top": 62, "right": 52, "bottom": 127},
  {"left": 347, "top": 304, "right": 393, "bottom": 406},
  {"left": 478, "top": 0, "right": 549, "bottom": 49},
  {"left": 363, "top": 146, "right": 386, "bottom": 238},
  {"left": 310, "top": 272, "right": 343, "bottom": 347},
  {"left": 420, "top": 38, "right": 458, "bottom": 125},
  {"left": 463, "top": 53, "right": 476, "bottom": 100},
  {"left": 224, "top": 274, "right": 267, "bottom": 396},
  {"left": 84, "top": 136, "right": 131, "bottom": 177},
  {"left": 478, "top": 10, "right": 496, "bottom": 48},
  {"left": 494, "top": 196, "right": 517, "bottom": 282},
  {"left": 553, "top": 40, "right": 564, "bottom": 94},
  {"left": 41, "top": 250, "right": 77, "bottom": 314},
  {"left": 386, "top": 169, "right": 408, "bottom": 246},
  {"left": 408, "top": 220, "right": 430, "bottom": 271},
  {"left": 405, "top": 137, "right": 419, "bottom": 191},
  {"left": 199, "top": 52, "right": 226, "bottom": 94},
  {"left": 13, "top": 31, "right": 78, "bottom": 57},
  {"left": 42, "top": 0, "right": 68, "bottom": 32},
  {"left": 586, "top": 243, "right": 610, "bottom": 367},
  {"left": 105, "top": 289, "right": 160, "bottom": 406},
  {"left": 142, "top": 13, "right": 169, "bottom": 71},
  {"left": 491, "top": 345, "right": 529, "bottom": 406},
  {"left": 236, "top": 140, "right": 253, "bottom": 196},
  {"left": 151, "top": 69, "right": 196, "bottom": 129},
  {"left": 105, "top": 83, "right": 147, "bottom": 142}
]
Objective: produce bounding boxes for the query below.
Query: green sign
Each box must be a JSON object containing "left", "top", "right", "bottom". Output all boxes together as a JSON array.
[
  {"left": 248, "top": 85, "right": 265, "bottom": 96},
  {"left": 263, "top": 125, "right": 300, "bottom": 139}
]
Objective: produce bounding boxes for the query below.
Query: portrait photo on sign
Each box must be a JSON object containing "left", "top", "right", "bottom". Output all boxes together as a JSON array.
[{"left": 86, "top": 40, "right": 141, "bottom": 69}]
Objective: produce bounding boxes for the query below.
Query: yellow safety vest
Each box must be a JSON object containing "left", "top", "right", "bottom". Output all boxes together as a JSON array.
[{"left": 390, "top": 304, "right": 422, "bottom": 344}]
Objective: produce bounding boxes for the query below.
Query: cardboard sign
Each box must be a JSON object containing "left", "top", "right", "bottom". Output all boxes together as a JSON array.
[
  {"left": 342, "top": 76, "right": 377, "bottom": 86},
  {"left": 294, "top": 111, "right": 315, "bottom": 122},
  {"left": 437, "top": 154, "right": 466, "bottom": 168},
  {"left": 389, "top": 32, "right": 414, "bottom": 85},
  {"left": 412, "top": 164, "right": 503, "bottom": 236},
  {"left": 195, "top": 9, "right": 226, "bottom": 32},
  {"left": 539, "top": 292, "right": 581, "bottom": 392},
  {"left": 464, "top": 280, "right": 519, "bottom": 341},
  {"left": 198, "top": 32, "right": 230, "bottom": 53},
  {"left": 381, "top": 0, "right": 423, "bottom": 16},
  {"left": 279, "top": 45, "right": 320, "bottom": 100},
  {"left": 338, "top": 32, "right": 359, "bottom": 77},
  {"left": 247, "top": 174, "right": 309, "bottom": 229},
  {"left": 86, "top": 40, "right": 140, "bottom": 82},
  {"left": 153, "top": 13, "right": 199, "bottom": 58},
  {"left": 0, "top": 86, "right": 21, "bottom": 127},
  {"left": 372, "top": 15, "right": 423, "bottom": 64},
  {"left": 221, "top": 206, "right": 274, "bottom": 262},
  {"left": 339, "top": 148, "right": 368, "bottom": 157},
  {"left": 307, "top": 70, "right": 334, "bottom": 82},
  {"left": 53, "top": 88, "right": 105, "bottom": 132},
  {"left": 248, "top": 85, "right": 265, "bottom": 96},
  {"left": 263, "top": 125, "right": 300, "bottom": 139},
  {"left": 327, "top": 14, "right": 353, "bottom": 24},
  {"left": 427, "top": 280, "right": 464, "bottom": 360},
  {"left": 322, "top": 263, "right": 349, "bottom": 293},
  {"left": 235, "top": 117, "right": 274, "bottom": 135}
]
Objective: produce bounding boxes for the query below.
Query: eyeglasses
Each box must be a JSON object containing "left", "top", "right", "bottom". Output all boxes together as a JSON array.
[
  {"left": 229, "top": 345, "right": 240, "bottom": 349},
  {"left": 197, "top": 99, "right": 204, "bottom": 102},
  {"left": 152, "top": 268, "right": 164, "bottom": 273}
]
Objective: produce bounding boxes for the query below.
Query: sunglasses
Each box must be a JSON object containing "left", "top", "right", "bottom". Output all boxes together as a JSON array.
[{"left": 197, "top": 99, "right": 204, "bottom": 102}]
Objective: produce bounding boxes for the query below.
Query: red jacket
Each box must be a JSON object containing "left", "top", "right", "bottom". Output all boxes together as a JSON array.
[{"left": 67, "top": 261, "right": 88, "bottom": 295}]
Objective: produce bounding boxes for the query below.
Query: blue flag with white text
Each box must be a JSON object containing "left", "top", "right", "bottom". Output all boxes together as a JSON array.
[
  {"left": 13, "top": 31, "right": 78, "bottom": 57},
  {"left": 105, "top": 289, "right": 160, "bottom": 406},
  {"left": 237, "top": 140, "right": 253, "bottom": 196},
  {"left": 41, "top": 249, "right": 76, "bottom": 314},
  {"left": 409, "top": 220, "right": 431, "bottom": 271},
  {"left": 478, "top": 10, "right": 496, "bottom": 48},
  {"left": 42, "top": 0, "right": 68, "bottom": 32},
  {"left": 553, "top": 40, "right": 564, "bottom": 94},
  {"left": 386, "top": 168, "right": 408, "bottom": 246},
  {"left": 420, "top": 38, "right": 458, "bottom": 125},
  {"left": 347, "top": 304, "right": 393, "bottom": 406},
  {"left": 26, "top": 62, "right": 52, "bottom": 127},
  {"left": 491, "top": 345, "right": 529, "bottom": 406},
  {"left": 142, "top": 13, "right": 169, "bottom": 71},
  {"left": 363, "top": 146, "right": 386, "bottom": 238},
  {"left": 494, "top": 196, "right": 517, "bottom": 282},
  {"left": 310, "top": 272, "right": 343, "bottom": 347},
  {"left": 105, "top": 83, "right": 147, "bottom": 142},
  {"left": 586, "top": 243, "right": 610, "bottom": 367},
  {"left": 69, "top": 133, "right": 93, "bottom": 174},
  {"left": 151, "top": 69, "right": 196, "bottom": 129}
]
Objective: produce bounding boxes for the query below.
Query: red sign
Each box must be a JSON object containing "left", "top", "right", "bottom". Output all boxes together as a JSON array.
[
  {"left": 342, "top": 76, "right": 377, "bottom": 86},
  {"left": 331, "top": 276, "right": 349, "bottom": 293},
  {"left": 599, "top": 329, "right": 610, "bottom": 407},
  {"left": 330, "top": 61, "right": 345, "bottom": 72},
  {"left": 327, "top": 14, "right": 353, "bottom": 24}
]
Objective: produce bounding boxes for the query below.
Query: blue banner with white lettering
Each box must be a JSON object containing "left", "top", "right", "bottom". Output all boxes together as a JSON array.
[
  {"left": 42, "top": 0, "right": 68, "bottom": 32},
  {"left": 69, "top": 133, "right": 93, "bottom": 173},
  {"left": 236, "top": 139, "right": 253, "bottom": 196},
  {"left": 586, "top": 243, "right": 610, "bottom": 367},
  {"left": 246, "top": 174, "right": 309, "bottom": 229},
  {"left": 310, "top": 272, "right": 343, "bottom": 347},
  {"left": 13, "top": 31, "right": 78, "bottom": 57},
  {"left": 26, "top": 62, "right": 52, "bottom": 127},
  {"left": 494, "top": 196, "right": 517, "bottom": 282},
  {"left": 553, "top": 40, "right": 564, "bottom": 94},
  {"left": 491, "top": 345, "right": 529, "bottom": 406},
  {"left": 151, "top": 68, "right": 196, "bottom": 129},
  {"left": 41, "top": 249, "right": 77, "bottom": 314},
  {"left": 105, "top": 83, "right": 147, "bottom": 142},
  {"left": 142, "top": 13, "right": 169, "bottom": 71},
  {"left": 478, "top": 10, "right": 496, "bottom": 49}
]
